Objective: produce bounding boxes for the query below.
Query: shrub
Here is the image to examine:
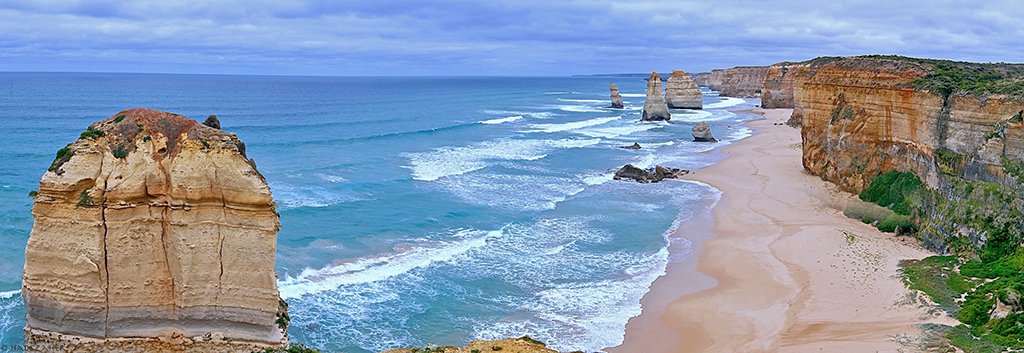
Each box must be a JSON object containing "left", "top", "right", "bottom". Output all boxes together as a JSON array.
[
  {"left": 77, "top": 190, "right": 93, "bottom": 206},
  {"left": 28, "top": 190, "right": 38, "bottom": 199},
  {"left": 859, "top": 171, "right": 924, "bottom": 215},
  {"left": 49, "top": 145, "right": 73, "bottom": 172},
  {"left": 113, "top": 145, "right": 128, "bottom": 159},
  {"left": 957, "top": 295, "right": 994, "bottom": 326},
  {"left": 878, "top": 214, "right": 916, "bottom": 234},
  {"left": 844, "top": 200, "right": 893, "bottom": 225},
  {"left": 113, "top": 114, "right": 125, "bottom": 123},
  {"left": 79, "top": 126, "right": 105, "bottom": 140},
  {"left": 517, "top": 336, "right": 546, "bottom": 346}
]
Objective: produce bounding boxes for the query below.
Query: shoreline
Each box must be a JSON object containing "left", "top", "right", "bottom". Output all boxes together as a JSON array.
[{"left": 609, "top": 108, "right": 954, "bottom": 352}]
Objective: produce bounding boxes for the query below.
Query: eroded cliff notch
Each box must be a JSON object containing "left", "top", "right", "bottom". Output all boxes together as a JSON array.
[{"left": 24, "top": 108, "right": 288, "bottom": 352}]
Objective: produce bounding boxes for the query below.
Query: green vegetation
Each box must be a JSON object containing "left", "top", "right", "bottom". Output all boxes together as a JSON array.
[
  {"left": 1012, "top": 110, "right": 1023, "bottom": 123},
  {"left": 491, "top": 347, "right": 503, "bottom": 351},
  {"left": 77, "top": 190, "right": 93, "bottom": 207},
  {"left": 859, "top": 171, "right": 925, "bottom": 216},
  {"left": 935, "top": 147, "right": 965, "bottom": 176},
  {"left": 79, "top": 126, "right": 105, "bottom": 140},
  {"left": 877, "top": 214, "right": 916, "bottom": 234},
  {"left": 1003, "top": 156, "right": 1024, "bottom": 185},
  {"left": 902, "top": 256, "right": 978, "bottom": 311},
  {"left": 48, "top": 145, "right": 74, "bottom": 172},
  {"left": 276, "top": 299, "right": 290, "bottom": 331},
  {"left": 113, "top": 114, "right": 125, "bottom": 123},
  {"left": 112, "top": 145, "right": 128, "bottom": 159},
  {"left": 517, "top": 336, "right": 546, "bottom": 346},
  {"left": 142, "top": 135, "right": 152, "bottom": 142},
  {"left": 28, "top": 190, "right": 38, "bottom": 199}
]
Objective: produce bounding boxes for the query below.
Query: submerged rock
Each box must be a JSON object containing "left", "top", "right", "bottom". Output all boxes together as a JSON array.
[
  {"left": 666, "top": 70, "right": 702, "bottom": 109},
  {"left": 609, "top": 83, "right": 624, "bottom": 109},
  {"left": 642, "top": 72, "right": 671, "bottom": 121},
  {"left": 613, "top": 164, "right": 689, "bottom": 183},
  {"left": 621, "top": 142, "right": 642, "bottom": 149},
  {"left": 692, "top": 121, "right": 717, "bottom": 142},
  {"left": 23, "top": 108, "right": 287, "bottom": 352}
]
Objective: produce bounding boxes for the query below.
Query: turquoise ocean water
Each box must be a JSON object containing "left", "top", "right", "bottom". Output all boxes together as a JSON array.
[{"left": 0, "top": 73, "right": 757, "bottom": 352}]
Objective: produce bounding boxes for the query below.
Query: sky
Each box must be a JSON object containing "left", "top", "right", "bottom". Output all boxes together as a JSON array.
[{"left": 0, "top": 0, "right": 1022, "bottom": 76}]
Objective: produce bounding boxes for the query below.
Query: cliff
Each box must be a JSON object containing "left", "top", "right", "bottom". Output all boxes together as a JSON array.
[
  {"left": 796, "top": 56, "right": 1024, "bottom": 253},
  {"left": 692, "top": 72, "right": 710, "bottom": 86},
  {"left": 705, "top": 66, "right": 768, "bottom": 97},
  {"left": 23, "top": 108, "right": 288, "bottom": 352},
  {"left": 760, "top": 62, "right": 813, "bottom": 110},
  {"left": 665, "top": 70, "right": 702, "bottom": 109},
  {"left": 642, "top": 72, "right": 671, "bottom": 121}
]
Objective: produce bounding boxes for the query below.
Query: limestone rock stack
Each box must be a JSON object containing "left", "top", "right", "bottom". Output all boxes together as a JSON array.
[
  {"left": 692, "top": 122, "right": 717, "bottom": 142},
  {"left": 23, "top": 108, "right": 287, "bottom": 352},
  {"left": 609, "top": 83, "right": 624, "bottom": 109},
  {"left": 641, "top": 72, "right": 671, "bottom": 121},
  {"left": 666, "top": 70, "right": 702, "bottom": 109}
]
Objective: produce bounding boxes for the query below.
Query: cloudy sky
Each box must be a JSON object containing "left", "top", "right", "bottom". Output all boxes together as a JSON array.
[{"left": 1, "top": 0, "right": 1021, "bottom": 76}]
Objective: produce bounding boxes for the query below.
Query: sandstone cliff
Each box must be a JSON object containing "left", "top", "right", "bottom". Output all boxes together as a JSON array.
[
  {"left": 642, "top": 72, "right": 671, "bottom": 121},
  {"left": 760, "top": 62, "right": 813, "bottom": 110},
  {"left": 665, "top": 70, "right": 702, "bottom": 109},
  {"left": 609, "top": 83, "right": 624, "bottom": 109},
  {"left": 692, "top": 72, "right": 710, "bottom": 86},
  {"left": 795, "top": 56, "right": 1024, "bottom": 252},
  {"left": 704, "top": 66, "right": 768, "bottom": 97},
  {"left": 23, "top": 108, "right": 287, "bottom": 352}
]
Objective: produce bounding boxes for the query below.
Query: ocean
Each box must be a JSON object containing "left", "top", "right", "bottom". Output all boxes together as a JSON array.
[{"left": 0, "top": 73, "right": 757, "bottom": 352}]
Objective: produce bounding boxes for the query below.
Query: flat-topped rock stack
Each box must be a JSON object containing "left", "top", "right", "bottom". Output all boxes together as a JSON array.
[
  {"left": 23, "top": 108, "right": 288, "bottom": 352},
  {"left": 641, "top": 72, "right": 671, "bottom": 121},
  {"left": 666, "top": 70, "right": 702, "bottom": 109}
]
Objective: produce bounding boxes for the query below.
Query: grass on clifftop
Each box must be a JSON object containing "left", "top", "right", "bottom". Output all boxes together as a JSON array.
[{"left": 858, "top": 55, "right": 1024, "bottom": 98}]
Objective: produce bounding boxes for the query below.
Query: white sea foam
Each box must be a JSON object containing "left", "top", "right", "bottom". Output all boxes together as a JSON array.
[
  {"left": 405, "top": 138, "right": 601, "bottom": 181},
  {"left": 439, "top": 173, "right": 587, "bottom": 211},
  {"left": 619, "top": 93, "right": 645, "bottom": 97},
  {"left": 557, "top": 98, "right": 606, "bottom": 103},
  {"left": 705, "top": 97, "right": 745, "bottom": 109},
  {"left": 576, "top": 123, "right": 660, "bottom": 139},
  {"left": 672, "top": 109, "right": 714, "bottom": 122},
  {"left": 272, "top": 183, "right": 363, "bottom": 209},
  {"left": 482, "top": 110, "right": 556, "bottom": 119},
  {"left": 525, "top": 116, "right": 619, "bottom": 133},
  {"left": 278, "top": 229, "right": 501, "bottom": 299},
  {"left": 480, "top": 115, "right": 524, "bottom": 125},
  {"left": 555, "top": 105, "right": 605, "bottom": 113},
  {"left": 318, "top": 174, "right": 347, "bottom": 183},
  {"left": 581, "top": 173, "right": 614, "bottom": 186},
  {"left": 0, "top": 290, "right": 18, "bottom": 299}
]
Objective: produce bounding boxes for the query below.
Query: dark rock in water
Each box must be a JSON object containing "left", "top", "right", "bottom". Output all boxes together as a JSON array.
[
  {"left": 692, "top": 122, "right": 717, "bottom": 142},
  {"left": 621, "top": 142, "right": 642, "bottom": 149},
  {"left": 613, "top": 164, "right": 689, "bottom": 183},
  {"left": 609, "top": 83, "right": 624, "bottom": 109},
  {"left": 203, "top": 115, "right": 221, "bottom": 129}
]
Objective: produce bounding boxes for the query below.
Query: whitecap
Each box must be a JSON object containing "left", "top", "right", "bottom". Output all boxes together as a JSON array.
[
  {"left": 576, "top": 123, "right": 661, "bottom": 139},
  {"left": 437, "top": 173, "right": 586, "bottom": 211},
  {"left": 554, "top": 105, "right": 605, "bottom": 113},
  {"left": 705, "top": 97, "right": 746, "bottom": 109},
  {"left": 405, "top": 138, "right": 601, "bottom": 181},
  {"left": 0, "top": 290, "right": 18, "bottom": 299},
  {"left": 524, "top": 116, "right": 619, "bottom": 133},
  {"left": 619, "top": 93, "right": 645, "bottom": 97},
  {"left": 318, "top": 174, "right": 347, "bottom": 183},
  {"left": 557, "top": 98, "right": 606, "bottom": 103},
  {"left": 278, "top": 229, "right": 501, "bottom": 299},
  {"left": 480, "top": 115, "right": 524, "bottom": 125}
]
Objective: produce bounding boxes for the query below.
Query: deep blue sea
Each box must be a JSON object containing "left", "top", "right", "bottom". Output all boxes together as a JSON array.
[{"left": 0, "top": 73, "right": 757, "bottom": 352}]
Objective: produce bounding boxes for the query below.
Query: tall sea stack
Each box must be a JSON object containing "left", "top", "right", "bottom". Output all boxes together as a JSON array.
[
  {"left": 23, "top": 108, "right": 288, "bottom": 352},
  {"left": 666, "top": 70, "right": 703, "bottom": 109},
  {"left": 609, "top": 83, "right": 624, "bottom": 109},
  {"left": 642, "top": 72, "right": 671, "bottom": 121}
]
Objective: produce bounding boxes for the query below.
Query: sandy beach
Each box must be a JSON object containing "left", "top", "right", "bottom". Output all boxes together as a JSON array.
[{"left": 609, "top": 108, "right": 954, "bottom": 353}]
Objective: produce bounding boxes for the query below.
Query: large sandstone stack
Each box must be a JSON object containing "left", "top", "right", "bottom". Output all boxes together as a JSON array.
[
  {"left": 609, "top": 83, "right": 624, "bottom": 109},
  {"left": 665, "top": 70, "right": 702, "bottom": 109},
  {"left": 23, "top": 108, "right": 288, "bottom": 352},
  {"left": 641, "top": 72, "right": 671, "bottom": 121}
]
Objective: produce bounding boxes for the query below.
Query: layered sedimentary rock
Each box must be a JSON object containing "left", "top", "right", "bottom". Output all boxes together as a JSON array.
[
  {"left": 692, "top": 122, "right": 717, "bottom": 142},
  {"left": 705, "top": 66, "right": 768, "bottom": 97},
  {"left": 666, "top": 70, "right": 702, "bottom": 109},
  {"left": 692, "top": 72, "right": 711, "bottom": 86},
  {"left": 761, "top": 62, "right": 813, "bottom": 109},
  {"left": 609, "top": 83, "right": 624, "bottom": 109},
  {"left": 642, "top": 72, "right": 671, "bottom": 121},
  {"left": 23, "top": 108, "right": 287, "bottom": 352},
  {"left": 796, "top": 56, "right": 1024, "bottom": 252}
]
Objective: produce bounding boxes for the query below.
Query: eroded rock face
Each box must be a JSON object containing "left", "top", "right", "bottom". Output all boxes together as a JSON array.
[
  {"left": 692, "top": 122, "right": 717, "bottom": 142},
  {"left": 609, "top": 83, "right": 624, "bottom": 109},
  {"left": 692, "top": 72, "right": 711, "bottom": 87},
  {"left": 613, "top": 164, "right": 688, "bottom": 183},
  {"left": 666, "top": 70, "right": 702, "bottom": 109},
  {"left": 705, "top": 66, "right": 768, "bottom": 97},
  {"left": 795, "top": 57, "right": 1024, "bottom": 193},
  {"left": 761, "top": 62, "right": 813, "bottom": 109},
  {"left": 23, "top": 108, "right": 287, "bottom": 352},
  {"left": 642, "top": 72, "right": 671, "bottom": 121}
]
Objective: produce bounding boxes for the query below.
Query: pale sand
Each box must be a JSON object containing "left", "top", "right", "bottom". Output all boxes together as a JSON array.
[{"left": 608, "top": 108, "right": 955, "bottom": 353}]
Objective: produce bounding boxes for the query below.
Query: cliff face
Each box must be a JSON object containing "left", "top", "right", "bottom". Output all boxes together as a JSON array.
[
  {"left": 666, "top": 70, "right": 702, "bottom": 109},
  {"left": 692, "top": 72, "right": 710, "bottom": 86},
  {"left": 642, "top": 72, "right": 671, "bottom": 121},
  {"left": 23, "top": 108, "right": 287, "bottom": 352},
  {"left": 705, "top": 66, "right": 768, "bottom": 97},
  {"left": 761, "top": 62, "right": 813, "bottom": 109},
  {"left": 796, "top": 56, "right": 1024, "bottom": 252}
]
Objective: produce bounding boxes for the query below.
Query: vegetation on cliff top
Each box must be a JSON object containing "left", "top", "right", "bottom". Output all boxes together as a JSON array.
[{"left": 804, "top": 55, "right": 1024, "bottom": 98}]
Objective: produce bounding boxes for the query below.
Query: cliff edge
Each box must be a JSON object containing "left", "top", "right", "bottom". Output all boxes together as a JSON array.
[{"left": 23, "top": 108, "right": 288, "bottom": 352}]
